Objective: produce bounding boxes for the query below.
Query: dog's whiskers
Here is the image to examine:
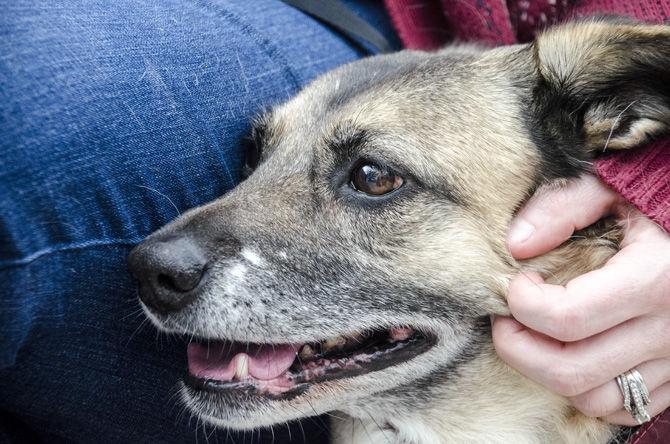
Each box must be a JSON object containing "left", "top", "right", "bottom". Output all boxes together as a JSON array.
[
  {"left": 283, "top": 420, "right": 292, "bottom": 442},
  {"left": 358, "top": 417, "right": 375, "bottom": 444},
  {"left": 136, "top": 184, "right": 181, "bottom": 216},
  {"left": 125, "top": 316, "right": 150, "bottom": 346}
]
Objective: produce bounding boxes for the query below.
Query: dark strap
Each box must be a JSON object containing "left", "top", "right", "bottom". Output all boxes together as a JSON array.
[{"left": 281, "top": 0, "right": 395, "bottom": 54}]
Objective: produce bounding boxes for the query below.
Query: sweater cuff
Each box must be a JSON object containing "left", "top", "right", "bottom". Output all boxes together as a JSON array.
[{"left": 594, "top": 139, "right": 670, "bottom": 234}]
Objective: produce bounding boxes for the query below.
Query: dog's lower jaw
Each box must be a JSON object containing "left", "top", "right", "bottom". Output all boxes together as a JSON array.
[{"left": 331, "top": 348, "right": 616, "bottom": 444}]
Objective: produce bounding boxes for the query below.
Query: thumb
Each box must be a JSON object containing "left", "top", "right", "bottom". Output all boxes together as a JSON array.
[{"left": 507, "top": 175, "right": 622, "bottom": 259}]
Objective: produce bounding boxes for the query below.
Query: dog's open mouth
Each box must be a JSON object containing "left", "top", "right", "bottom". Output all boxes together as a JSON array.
[{"left": 185, "top": 327, "right": 436, "bottom": 399}]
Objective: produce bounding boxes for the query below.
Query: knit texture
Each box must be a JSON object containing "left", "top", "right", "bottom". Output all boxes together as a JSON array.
[
  {"left": 597, "top": 141, "right": 670, "bottom": 233},
  {"left": 384, "top": 1, "right": 670, "bottom": 441}
]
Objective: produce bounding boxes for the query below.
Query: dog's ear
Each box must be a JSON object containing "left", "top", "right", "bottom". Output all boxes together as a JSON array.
[{"left": 530, "top": 18, "right": 670, "bottom": 171}]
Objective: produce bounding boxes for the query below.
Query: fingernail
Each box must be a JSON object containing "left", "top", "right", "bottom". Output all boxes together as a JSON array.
[{"left": 508, "top": 219, "right": 535, "bottom": 246}]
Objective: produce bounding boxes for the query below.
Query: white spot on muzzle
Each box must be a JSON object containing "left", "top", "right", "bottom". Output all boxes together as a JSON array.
[
  {"left": 241, "top": 248, "right": 264, "bottom": 266},
  {"left": 229, "top": 263, "right": 247, "bottom": 279}
]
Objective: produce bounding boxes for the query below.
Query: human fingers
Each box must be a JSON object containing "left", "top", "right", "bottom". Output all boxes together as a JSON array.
[
  {"left": 507, "top": 175, "right": 623, "bottom": 260},
  {"left": 570, "top": 357, "right": 670, "bottom": 418},
  {"left": 492, "top": 314, "right": 670, "bottom": 398}
]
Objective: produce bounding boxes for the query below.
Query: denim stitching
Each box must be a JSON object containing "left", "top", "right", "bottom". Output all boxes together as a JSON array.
[{"left": 0, "top": 238, "right": 142, "bottom": 269}]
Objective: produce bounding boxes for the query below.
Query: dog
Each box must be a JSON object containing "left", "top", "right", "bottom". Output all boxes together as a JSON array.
[{"left": 128, "top": 18, "right": 670, "bottom": 443}]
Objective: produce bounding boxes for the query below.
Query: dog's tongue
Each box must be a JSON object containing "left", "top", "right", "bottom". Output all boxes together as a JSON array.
[{"left": 187, "top": 342, "right": 299, "bottom": 381}]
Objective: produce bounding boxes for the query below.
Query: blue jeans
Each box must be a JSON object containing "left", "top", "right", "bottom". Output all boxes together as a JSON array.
[{"left": 0, "top": 1, "right": 398, "bottom": 441}]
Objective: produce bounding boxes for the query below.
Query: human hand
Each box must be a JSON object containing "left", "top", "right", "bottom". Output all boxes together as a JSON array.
[{"left": 492, "top": 174, "right": 670, "bottom": 426}]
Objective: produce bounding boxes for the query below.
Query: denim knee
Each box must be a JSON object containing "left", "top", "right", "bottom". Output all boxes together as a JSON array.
[{"left": 0, "top": 0, "right": 397, "bottom": 441}]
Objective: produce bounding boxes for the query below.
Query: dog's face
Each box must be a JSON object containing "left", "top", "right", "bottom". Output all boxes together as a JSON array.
[{"left": 128, "top": 20, "right": 670, "bottom": 430}]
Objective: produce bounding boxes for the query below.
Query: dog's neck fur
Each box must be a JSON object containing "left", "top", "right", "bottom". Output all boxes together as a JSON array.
[
  {"left": 333, "top": 353, "right": 615, "bottom": 444},
  {"left": 333, "top": 351, "right": 617, "bottom": 444},
  {"left": 331, "top": 222, "right": 622, "bottom": 444}
]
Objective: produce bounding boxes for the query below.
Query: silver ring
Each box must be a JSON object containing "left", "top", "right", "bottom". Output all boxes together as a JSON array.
[{"left": 616, "top": 369, "right": 651, "bottom": 424}]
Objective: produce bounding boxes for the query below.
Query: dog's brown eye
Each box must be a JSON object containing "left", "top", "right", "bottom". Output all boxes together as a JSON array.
[{"left": 351, "top": 163, "right": 404, "bottom": 196}]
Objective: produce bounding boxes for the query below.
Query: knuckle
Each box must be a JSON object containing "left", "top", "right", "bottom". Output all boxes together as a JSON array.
[
  {"left": 548, "top": 304, "right": 585, "bottom": 341},
  {"left": 548, "top": 362, "right": 590, "bottom": 397}
]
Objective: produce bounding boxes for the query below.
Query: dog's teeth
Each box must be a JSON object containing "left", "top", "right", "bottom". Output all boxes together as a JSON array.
[
  {"left": 299, "top": 344, "right": 315, "bottom": 360},
  {"left": 234, "top": 354, "right": 249, "bottom": 379},
  {"left": 322, "top": 336, "right": 346, "bottom": 352}
]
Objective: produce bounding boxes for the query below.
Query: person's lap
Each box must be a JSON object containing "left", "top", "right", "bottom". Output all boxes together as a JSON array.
[{"left": 0, "top": 1, "right": 398, "bottom": 441}]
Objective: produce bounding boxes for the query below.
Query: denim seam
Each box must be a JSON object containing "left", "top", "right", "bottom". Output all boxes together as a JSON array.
[
  {"left": 190, "top": 0, "right": 302, "bottom": 91},
  {"left": 0, "top": 238, "right": 142, "bottom": 270}
]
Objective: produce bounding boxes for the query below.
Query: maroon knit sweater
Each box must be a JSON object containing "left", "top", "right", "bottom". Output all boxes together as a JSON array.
[{"left": 383, "top": 1, "right": 670, "bottom": 442}]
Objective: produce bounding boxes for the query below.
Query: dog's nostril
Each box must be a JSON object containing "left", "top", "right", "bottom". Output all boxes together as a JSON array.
[
  {"left": 156, "top": 268, "right": 204, "bottom": 293},
  {"left": 157, "top": 273, "right": 182, "bottom": 293}
]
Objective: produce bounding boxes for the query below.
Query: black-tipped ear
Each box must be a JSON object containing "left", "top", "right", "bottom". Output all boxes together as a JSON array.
[{"left": 530, "top": 18, "right": 670, "bottom": 174}]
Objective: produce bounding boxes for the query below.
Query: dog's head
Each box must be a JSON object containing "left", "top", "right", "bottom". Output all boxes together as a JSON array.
[{"left": 128, "top": 19, "right": 670, "bottom": 429}]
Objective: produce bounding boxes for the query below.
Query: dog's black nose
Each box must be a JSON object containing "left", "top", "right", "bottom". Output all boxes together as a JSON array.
[{"left": 128, "top": 236, "right": 208, "bottom": 314}]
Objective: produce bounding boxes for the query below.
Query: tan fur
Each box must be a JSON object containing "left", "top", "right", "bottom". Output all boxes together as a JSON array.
[{"left": 135, "top": 18, "right": 670, "bottom": 443}]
